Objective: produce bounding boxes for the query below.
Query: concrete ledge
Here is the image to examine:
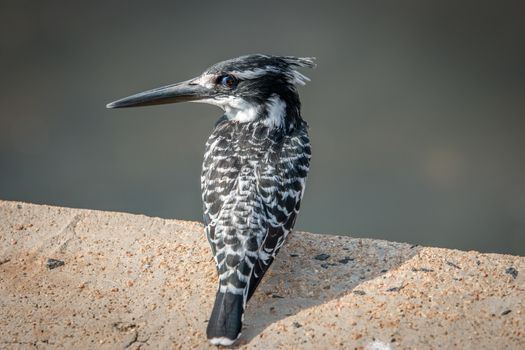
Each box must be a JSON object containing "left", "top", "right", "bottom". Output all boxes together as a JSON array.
[{"left": 0, "top": 200, "right": 523, "bottom": 349}]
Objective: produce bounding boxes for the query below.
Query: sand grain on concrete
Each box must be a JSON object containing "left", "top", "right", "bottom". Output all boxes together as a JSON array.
[{"left": 0, "top": 200, "right": 523, "bottom": 349}]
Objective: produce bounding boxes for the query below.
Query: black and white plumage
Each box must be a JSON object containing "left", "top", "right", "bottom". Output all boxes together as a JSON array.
[{"left": 107, "top": 54, "right": 314, "bottom": 346}]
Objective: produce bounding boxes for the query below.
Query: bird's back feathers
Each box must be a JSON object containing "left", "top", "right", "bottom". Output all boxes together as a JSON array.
[{"left": 202, "top": 119, "right": 310, "bottom": 344}]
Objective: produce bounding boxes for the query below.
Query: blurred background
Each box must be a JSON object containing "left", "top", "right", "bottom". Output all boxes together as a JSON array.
[{"left": 1, "top": 1, "right": 524, "bottom": 255}]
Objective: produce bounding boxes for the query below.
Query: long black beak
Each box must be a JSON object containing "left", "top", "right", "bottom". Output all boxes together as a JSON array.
[{"left": 106, "top": 78, "right": 213, "bottom": 109}]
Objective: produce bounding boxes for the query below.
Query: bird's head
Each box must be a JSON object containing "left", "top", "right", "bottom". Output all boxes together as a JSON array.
[{"left": 107, "top": 54, "right": 315, "bottom": 128}]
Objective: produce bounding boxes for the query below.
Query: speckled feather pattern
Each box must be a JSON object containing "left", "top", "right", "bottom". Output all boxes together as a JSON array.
[{"left": 201, "top": 118, "right": 310, "bottom": 305}]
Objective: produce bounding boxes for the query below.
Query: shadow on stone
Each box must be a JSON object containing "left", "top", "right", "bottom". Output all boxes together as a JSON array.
[{"left": 239, "top": 232, "right": 421, "bottom": 344}]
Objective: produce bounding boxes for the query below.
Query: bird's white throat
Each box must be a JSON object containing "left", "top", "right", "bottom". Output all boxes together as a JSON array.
[{"left": 197, "top": 94, "right": 286, "bottom": 128}]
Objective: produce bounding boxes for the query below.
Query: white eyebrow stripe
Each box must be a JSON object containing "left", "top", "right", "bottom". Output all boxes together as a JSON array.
[
  {"left": 231, "top": 67, "right": 280, "bottom": 80},
  {"left": 231, "top": 67, "right": 311, "bottom": 86},
  {"left": 192, "top": 73, "right": 216, "bottom": 88}
]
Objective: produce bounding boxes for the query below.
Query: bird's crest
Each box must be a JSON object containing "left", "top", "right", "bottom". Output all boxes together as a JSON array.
[
  {"left": 211, "top": 54, "right": 316, "bottom": 86},
  {"left": 281, "top": 56, "right": 316, "bottom": 85}
]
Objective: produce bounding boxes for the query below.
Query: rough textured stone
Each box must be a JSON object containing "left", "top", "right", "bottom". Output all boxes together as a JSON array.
[{"left": 0, "top": 200, "right": 523, "bottom": 349}]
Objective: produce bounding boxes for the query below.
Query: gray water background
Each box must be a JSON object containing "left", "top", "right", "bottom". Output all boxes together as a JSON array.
[{"left": 1, "top": 1, "right": 524, "bottom": 255}]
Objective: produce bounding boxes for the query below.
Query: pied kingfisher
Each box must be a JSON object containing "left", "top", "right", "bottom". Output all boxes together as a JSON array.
[{"left": 107, "top": 54, "right": 314, "bottom": 346}]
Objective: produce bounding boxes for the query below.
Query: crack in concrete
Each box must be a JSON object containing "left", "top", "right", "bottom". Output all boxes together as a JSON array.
[
  {"left": 36, "top": 213, "right": 84, "bottom": 255},
  {"left": 56, "top": 214, "right": 83, "bottom": 253},
  {"left": 123, "top": 331, "right": 138, "bottom": 348}
]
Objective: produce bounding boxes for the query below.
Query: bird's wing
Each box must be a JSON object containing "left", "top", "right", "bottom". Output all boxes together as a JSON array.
[
  {"left": 246, "top": 127, "right": 311, "bottom": 301},
  {"left": 201, "top": 121, "right": 310, "bottom": 303},
  {"left": 201, "top": 130, "right": 240, "bottom": 262}
]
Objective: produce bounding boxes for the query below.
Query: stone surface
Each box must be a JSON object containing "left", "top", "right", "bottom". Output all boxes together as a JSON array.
[{"left": 0, "top": 200, "right": 523, "bottom": 349}]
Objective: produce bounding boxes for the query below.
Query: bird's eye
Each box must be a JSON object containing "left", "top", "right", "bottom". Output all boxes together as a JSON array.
[{"left": 218, "top": 74, "right": 236, "bottom": 88}]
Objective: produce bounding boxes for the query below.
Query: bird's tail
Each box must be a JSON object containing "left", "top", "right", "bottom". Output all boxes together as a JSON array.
[{"left": 206, "top": 290, "right": 244, "bottom": 346}]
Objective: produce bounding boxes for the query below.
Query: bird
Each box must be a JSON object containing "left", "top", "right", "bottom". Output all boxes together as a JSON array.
[{"left": 106, "top": 54, "right": 314, "bottom": 346}]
